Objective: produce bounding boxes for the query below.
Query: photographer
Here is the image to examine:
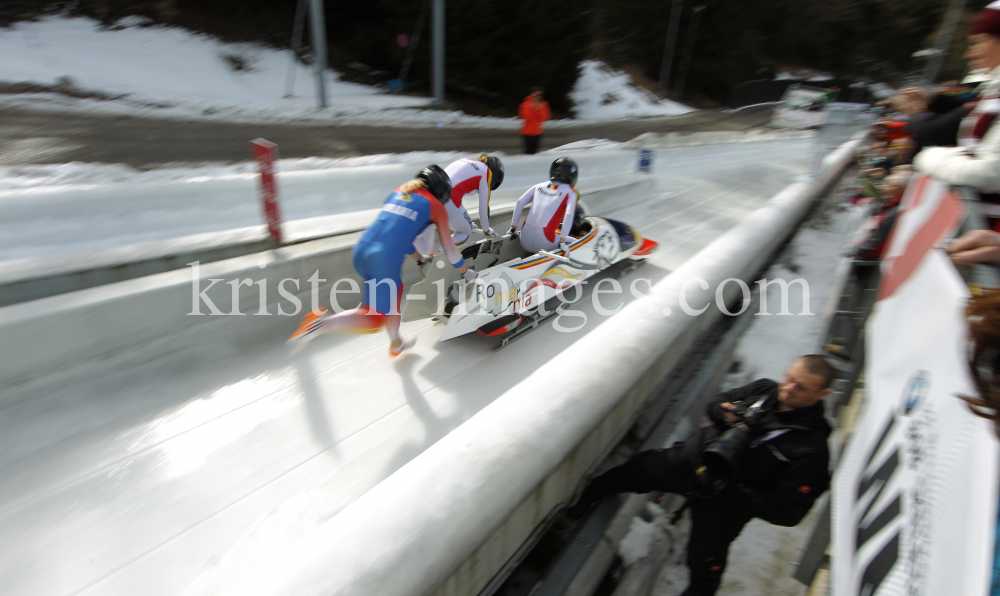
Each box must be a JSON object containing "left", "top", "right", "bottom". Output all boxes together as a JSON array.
[{"left": 566, "top": 355, "right": 833, "bottom": 596}]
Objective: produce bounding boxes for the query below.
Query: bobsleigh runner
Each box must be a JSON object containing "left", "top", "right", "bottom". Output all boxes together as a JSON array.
[{"left": 402, "top": 211, "right": 658, "bottom": 347}]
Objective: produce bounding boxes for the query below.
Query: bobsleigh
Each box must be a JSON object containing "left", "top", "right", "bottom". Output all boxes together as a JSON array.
[{"left": 402, "top": 213, "right": 658, "bottom": 346}]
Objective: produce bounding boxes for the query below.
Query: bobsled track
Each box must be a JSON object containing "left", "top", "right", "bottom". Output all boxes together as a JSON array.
[{"left": 0, "top": 136, "right": 860, "bottom": 596}]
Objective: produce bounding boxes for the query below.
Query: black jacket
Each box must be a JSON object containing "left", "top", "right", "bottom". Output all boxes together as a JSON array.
[
  {"left": 907, "top": 93, "right": 970, "bottom": 152},
  {"left": 705, "top": 378, "right": 832, "bottom": 527}
]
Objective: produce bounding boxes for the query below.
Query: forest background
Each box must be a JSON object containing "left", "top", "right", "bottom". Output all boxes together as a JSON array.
[{"left": 1, "top": 0, "right": 988, "bottom": 116}]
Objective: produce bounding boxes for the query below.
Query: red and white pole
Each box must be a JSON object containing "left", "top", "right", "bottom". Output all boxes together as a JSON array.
[{"left": 251, "top": 138, "right": 283, "bottom": 244}]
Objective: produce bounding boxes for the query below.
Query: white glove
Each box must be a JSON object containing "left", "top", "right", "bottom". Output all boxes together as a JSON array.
[
  {"left": 485, "top": 227, "right": 497, "bottom": 237},
  {"left": 559, "top": 241, "right": 571, "bottom": 255},
  {"left": 462, "top": 268, "right": 478, "bottom": 282}
]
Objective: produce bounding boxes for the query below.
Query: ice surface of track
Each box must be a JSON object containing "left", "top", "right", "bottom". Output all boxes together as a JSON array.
[{"left": 0, "top": 140, "right": 813, "bottom": 595}]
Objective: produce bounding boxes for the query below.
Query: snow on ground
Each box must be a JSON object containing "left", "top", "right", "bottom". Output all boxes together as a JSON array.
[
  {"left": 570, "top": 60, "right": 693, "bottom": 120},
  {"left": 0, "top": 141, "right": 629, "bottom": 190},
  {"left": 1, "top": 16, "right": 693, "bottom": 128},
  {"left": 619, "top": 516, "right": 660, "bottom": 567},
  {"left": 0, "top": 152, "right": 472, "bottom": 190},
  {"left": 721, "top": 197, "right": 854, "bottom": 386},
  {"left": 548, "top": 138, "right": 623, "bottom": 152}
]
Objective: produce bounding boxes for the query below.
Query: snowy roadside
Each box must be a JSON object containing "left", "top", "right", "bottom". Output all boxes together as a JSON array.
[
  {"left": 2, "top": 16, "right": 692, "bottom": 129},
  {"left": 0, "top": 15, "right": 704, "bottom": 189}
]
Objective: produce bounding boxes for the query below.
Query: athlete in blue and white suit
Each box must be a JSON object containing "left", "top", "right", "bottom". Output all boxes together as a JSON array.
[{"left": 290, "top": 165, "right": 475, "bottom": 356}]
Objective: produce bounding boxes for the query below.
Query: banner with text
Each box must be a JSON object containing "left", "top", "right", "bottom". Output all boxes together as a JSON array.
[{"left": 831, "top": 174, "right": 998, "bottom": 596}]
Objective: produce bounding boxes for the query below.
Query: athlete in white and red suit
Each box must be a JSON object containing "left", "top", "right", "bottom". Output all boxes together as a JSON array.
[
  {"left": 509, "top": 179, "right": 578, "bottom": 254},
  {"left": 510, "top": 158, "right": 580, "bottom": 254},
  {"left": 413, "top": 155, "right": 504, "bottom": 255}
]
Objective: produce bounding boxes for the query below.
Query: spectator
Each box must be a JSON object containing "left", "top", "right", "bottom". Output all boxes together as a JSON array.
[
  {"left": 518, "top": 86, "right": 551, "bottom": 155},
  {"left": 896, "top": 80, "right": 979, "bottom": 152},
  {"left": 947, "top": 228, "right": 1000, "bottom": 265},
  {"left": 879, "top": 119, "right": 911, "bottom": 144},
  {"left": 567, "top": 355, "right": 833, "bottom": 596},
  {"left": 915, "top": 0, "right": 1000, "bottom": 193},
  {"left": 961, "top": 285, "right": 1000, "bottom": 596},
  {"left": 964, "top": 287, "right": 1000, "bottom": 437},
  {"left": 843, "top": 169, "right": 912, "bottom": 260},
  {"left": 860, "top": 140, "right": 893, "bottom": 179},
  {"left": 887, "top": 138, "right": 916, "bottom": 168}
]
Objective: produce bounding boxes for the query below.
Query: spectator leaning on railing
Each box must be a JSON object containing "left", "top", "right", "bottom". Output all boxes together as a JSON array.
[
  {"left": 890, "top": 78, "right": 984, "bottom": 153},
  {"left": 954, "top": 257, "right": 1000, "bottom": 596},
  {"left": 915, "top": 1, "right": 1000, "bottom": 194}
]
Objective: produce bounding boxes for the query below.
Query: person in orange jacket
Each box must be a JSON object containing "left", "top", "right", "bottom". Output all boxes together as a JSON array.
[{"left": 519, "top": 86, "right": 551, "bottom": 154}]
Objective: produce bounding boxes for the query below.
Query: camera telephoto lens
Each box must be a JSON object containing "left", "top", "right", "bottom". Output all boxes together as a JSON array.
[{"left": 701, "top": 424, "right": 754, "bottom": 481}]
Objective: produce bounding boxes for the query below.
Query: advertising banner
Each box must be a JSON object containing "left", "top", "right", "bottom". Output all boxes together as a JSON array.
[{"left": 831, "top": 174, "right": 998, "bottom": 596}]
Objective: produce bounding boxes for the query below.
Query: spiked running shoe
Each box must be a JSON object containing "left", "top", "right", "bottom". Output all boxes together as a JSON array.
[
  {"left": 288, "top": 307, "right": 329, "bottom": 343},
  {"left": 389, "top": 336, "right": 417, "bottom": 357}
]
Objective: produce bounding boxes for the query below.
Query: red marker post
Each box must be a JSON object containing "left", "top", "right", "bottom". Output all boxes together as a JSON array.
[{"left": 251, "top": 138, "right": 283, "bottom": 244}]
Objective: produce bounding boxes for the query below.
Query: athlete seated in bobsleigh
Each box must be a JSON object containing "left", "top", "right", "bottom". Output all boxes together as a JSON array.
[{"left": 508, "top": 157, "right": 582, "bottom": 256}]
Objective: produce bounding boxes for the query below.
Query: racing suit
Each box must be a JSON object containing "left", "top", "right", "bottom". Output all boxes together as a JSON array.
[
  {"left": 295, "top": 185, "right": 466, "bottom": 351},
  {"left": 413, "top": 158, "right": 494, "bottom": 255},
  {"left": 571, "top": 378, "right": 831, "bottom": 596},
  {"left": 510, "top": 181, "right": 578, "bottom": 253},
  {"left": 354, "top": 187, "right": 464, "bottom": 316}
]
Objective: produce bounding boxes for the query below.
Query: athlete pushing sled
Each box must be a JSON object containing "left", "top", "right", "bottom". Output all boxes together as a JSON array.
[
  {"left": 289, "top": 165, "right": 476, "bottom": 356},
  {"left": 413, "top": 154, "right": 505, "bottom": 257}
]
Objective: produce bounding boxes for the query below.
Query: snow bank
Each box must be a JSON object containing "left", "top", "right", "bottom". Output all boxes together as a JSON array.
[
  {"left": 619, "top": 517, "right": 658, "bottom": 567},
  {"left": 625, "top": 128, "right": 815, "bottom": 149},
  {"left": 570, "top": 60, "right": 693, "bottom": 120},
  {"left": 0, "top": 16, "right": 440, "bottom": 123},
  {"left": 0, "top": 18, "right": 691, "bottom": 127}
]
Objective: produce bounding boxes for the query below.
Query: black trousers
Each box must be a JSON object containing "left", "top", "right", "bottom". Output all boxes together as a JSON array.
[
  {"left": 578, "top": 446, "right": 752, "bottom": 596},
  {"left": 522, "top": 134, "right": 542, "bottom": 154}
]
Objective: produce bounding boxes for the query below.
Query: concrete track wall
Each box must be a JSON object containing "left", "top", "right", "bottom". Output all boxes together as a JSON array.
[
  {"left": 0, "top": 137, "right": 859, "bottom": 596},
  {"left": 0, "top": 174, "right": 652, "bottom": 307},
  {"left": 182, "top": 137, "right": 863, "bottom": 596},
  {"left": 0, "top": 175, "right": 655, "bottom": 387}
]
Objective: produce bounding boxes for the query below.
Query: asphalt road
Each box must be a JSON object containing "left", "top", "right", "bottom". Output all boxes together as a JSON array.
[{"left": 0, "top": 104, "right": 775, "bottom": 168}]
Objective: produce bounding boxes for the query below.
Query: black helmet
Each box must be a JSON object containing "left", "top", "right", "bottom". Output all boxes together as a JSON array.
[
  {"left": 550, "top": 157, "right": 579, "bottom": 187},
  {"left": 415, "top": 164, "right": 452, "bottom": 203},
  {"left": 480, "top": 154, "right": 505, "bottom": 191}
]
